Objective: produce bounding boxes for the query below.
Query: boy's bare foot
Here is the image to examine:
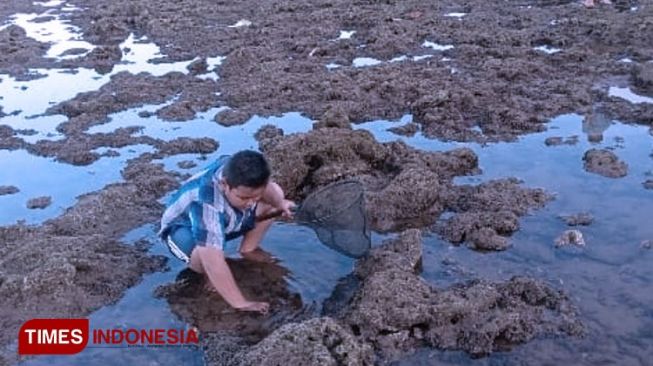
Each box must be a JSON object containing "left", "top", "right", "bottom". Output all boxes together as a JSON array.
[
  {"left": 236, "top": 301, "right": 270, "bottom": 314},
  {"left": 204, "top": 281, "right": 218, "bottom": 293}
]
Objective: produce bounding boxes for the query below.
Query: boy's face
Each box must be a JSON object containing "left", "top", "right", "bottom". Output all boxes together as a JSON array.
[{"left": 220, "top": 180, "right": 265, "bottom": 211}]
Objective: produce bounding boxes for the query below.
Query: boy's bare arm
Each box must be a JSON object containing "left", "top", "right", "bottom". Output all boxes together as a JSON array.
[
  {"left": 194, "top": 245, "right": 269, "bottom": 313},
  {"left": 261, "top": 181, "right": 294, "bottom": 217}
]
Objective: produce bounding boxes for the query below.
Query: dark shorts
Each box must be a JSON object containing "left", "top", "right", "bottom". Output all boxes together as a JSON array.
[{"left": 164, "top": 214, "right": 256, "bottom": 263}]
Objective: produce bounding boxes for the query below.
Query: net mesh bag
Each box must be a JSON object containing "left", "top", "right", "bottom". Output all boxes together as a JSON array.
[{"left": 294, "top": 180, "right": 371, "bottom": 258}]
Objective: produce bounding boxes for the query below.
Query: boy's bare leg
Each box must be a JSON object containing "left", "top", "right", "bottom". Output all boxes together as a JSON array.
[{"left": 189, "top": 246, "right": 269, "bottom": 314}]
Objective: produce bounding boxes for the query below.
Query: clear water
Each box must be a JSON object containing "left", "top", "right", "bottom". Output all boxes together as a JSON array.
[
  {"left": 609, "top": 86, "right": 653, "bottom": 105},
  {"left": 0, "top": 105, "right": 313, "bottom": 225},
  {"left": 0, "top": 145, "right": 154, "bottom": 225}
]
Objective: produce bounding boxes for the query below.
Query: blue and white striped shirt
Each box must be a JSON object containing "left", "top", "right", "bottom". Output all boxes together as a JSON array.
[{"left": 158, "top": 156, "right": 257, "bottom": 250}]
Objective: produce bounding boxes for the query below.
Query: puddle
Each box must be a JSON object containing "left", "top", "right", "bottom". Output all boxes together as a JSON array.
[
  {"left": 11, "top": 11, "right": 95, "bottom": 60},
  {"left": 352, "top": 57, "right": 383, "bottom": 67},
  {"left": 389, "top": 55, "right": 434, "bottom": 63},
  {"left": 1, "top": 68, "right": 111, "bottom": 116},
  {"left": 608, "top": 86, "right": 653, "bottom": 104},
  {"left": 533, "top": 45, "right": 562, "bottom": 54},
  {"left": 146, "top": 110, "right": 314, "bottom": 173},
  {"left": 355, "top": 113, "right": 653, "bottom": 365},
  {"left": 117, "top": 34, "right": 198, "bottom": 76},
  {"left": 195, "top": 56, "right": 225, "bottom": 81},
  {"left": 0, "top": 145, "right": 153, "bottom": 225},
  {"left": 337, "top": 30, "right": 355, "bottom": 40},
  {"left": 16, "top": 205, "right": 375, "bottom": 365},
  {"left": 0, "top": 106, "right": 313, "bottom": 225},
  {"left": 227, "top": 19, "right": 251, "bottom": 28},
  {"left": 88, "top": 105, "right": 312, "bottom": 144},
  {"left": 444, "top": 12, "right": 467, "bottom": 18},
  {"left": 0, "top": 33, "right": 201, "bottom": 118},
  {"left": 0, "top": 114, "right": 66, "bottom": 142},
  {"left": 422, "top": 40, "right": 454, "bottom": 51},
  {"left": 325, "top": 62, "right": 342, "bottom": 69},
  {"left": 350, "top": 54, "right": 434, "bottom": 68},
  {"left": 34, "top": 0, "right": 65, "bottom": 7}
]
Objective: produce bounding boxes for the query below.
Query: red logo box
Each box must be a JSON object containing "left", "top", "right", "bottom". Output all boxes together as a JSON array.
[{"left": 18, "top": 319, "right": 89, "bottom": 355}]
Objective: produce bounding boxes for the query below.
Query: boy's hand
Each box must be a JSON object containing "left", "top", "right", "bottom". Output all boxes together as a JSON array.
[
  {"left": 278, "top": 199, "right": 296, "bottom": 219},
  {"left": 236, "top": 301, "right": 270, "bottom": 314}
]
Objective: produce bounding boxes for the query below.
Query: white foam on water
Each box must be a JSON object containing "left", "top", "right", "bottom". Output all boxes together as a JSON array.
[
  {"left": 609, "top": 86, "right": 653, "bottom": 104},
  {"left": 326, "top": 63, "right": 342, "bottom": 69},
  {"left": 618, "top": 58, "right": 634, "bottom": 63},
  {"left": 445, "top": 12, "right": 467, "bottom": 18},
  {"left": 422, "top": 40, "right": 454, "bottom": 51}
]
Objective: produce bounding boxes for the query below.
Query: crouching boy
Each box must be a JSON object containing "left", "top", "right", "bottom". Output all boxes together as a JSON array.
[{"left": 159, "top": 150, "right": 294, "bottom": 314}]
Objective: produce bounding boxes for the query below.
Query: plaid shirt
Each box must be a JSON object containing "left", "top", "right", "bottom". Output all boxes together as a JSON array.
[{"left": 158, "top": 156, "right": 257, "bottom": 250}]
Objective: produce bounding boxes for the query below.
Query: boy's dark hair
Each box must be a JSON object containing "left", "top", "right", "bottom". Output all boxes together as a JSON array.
[{"left": 223, "top": 150, "right": 271, "bottom": 188}]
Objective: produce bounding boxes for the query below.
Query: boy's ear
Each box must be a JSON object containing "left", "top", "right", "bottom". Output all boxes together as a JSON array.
[{"left": 218, "top": 178, "right": 229, "bottom": 191}]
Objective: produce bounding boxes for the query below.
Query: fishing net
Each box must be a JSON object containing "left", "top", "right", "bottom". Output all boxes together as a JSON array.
[{"left": 294, "top": 180, "right": 371, "bottom": 258}]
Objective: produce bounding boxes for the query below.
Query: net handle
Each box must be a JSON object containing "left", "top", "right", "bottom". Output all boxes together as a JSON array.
[
  {"left": 255, "top": 180, "right": 363, "bottom": 223},
  {"left": 255, "top": 206, "right": 297, "bottom": 222}
]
